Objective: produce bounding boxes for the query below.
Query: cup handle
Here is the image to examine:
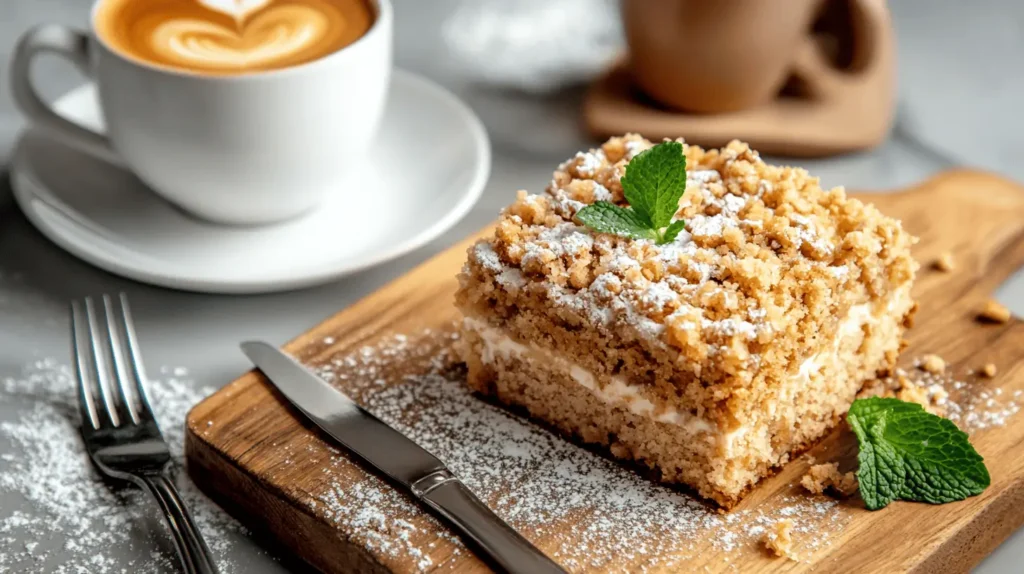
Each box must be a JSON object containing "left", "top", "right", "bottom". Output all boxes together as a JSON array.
[
  {"left": 791, "top": 0, "right": 887, "bottom": 100},
  {"left": 11, "top": 25, "right": 119, "bottom": 163}
]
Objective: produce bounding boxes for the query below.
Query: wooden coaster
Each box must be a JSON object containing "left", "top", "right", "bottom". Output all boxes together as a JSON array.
[{"left": 583, "top": 53, "right": 895, "bottom": 157}]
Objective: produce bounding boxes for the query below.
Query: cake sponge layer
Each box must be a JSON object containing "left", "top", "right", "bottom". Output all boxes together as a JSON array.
[{"left": 458, "top": 281, "right": 910, "bottom": 507}]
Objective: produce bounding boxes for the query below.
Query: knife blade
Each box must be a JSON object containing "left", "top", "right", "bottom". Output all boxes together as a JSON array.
[{"left": 240, "top": 341, "right": 565, "bottom": 574}]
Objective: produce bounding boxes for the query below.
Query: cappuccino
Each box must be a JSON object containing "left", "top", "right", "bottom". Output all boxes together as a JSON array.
[{"left": 95, "top": 0, "right": 374, "bottom": 75}]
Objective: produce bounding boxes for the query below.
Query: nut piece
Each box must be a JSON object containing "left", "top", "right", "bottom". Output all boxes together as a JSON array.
[
  {"left": 919, "top": 354, "right": 946, "bottom": 374},
  {"left": 801, "top": 462, "right": 858, "bottom": 496},
  {"left": 763, "top": 519, "right": 796, "bottom": 559},
  {"left": 981, "top": 363, "right": 998, "bottom": 378},
  {"left": 933, "top": 251, "right": 955, "bottom": 272},
  {"left": 978, "top": 300, "right": 1012, "bottom": 324}
]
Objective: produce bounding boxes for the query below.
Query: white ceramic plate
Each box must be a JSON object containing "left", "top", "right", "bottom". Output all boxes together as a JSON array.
[{"left": 10, "top": 70, "right": 490, "bottom": 294}]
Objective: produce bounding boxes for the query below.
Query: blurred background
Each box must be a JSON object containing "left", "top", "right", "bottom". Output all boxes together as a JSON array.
[{"left": 0, "top": 0, "right": 1022, "bottom": 571}]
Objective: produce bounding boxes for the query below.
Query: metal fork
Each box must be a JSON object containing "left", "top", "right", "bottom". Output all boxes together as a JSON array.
[{"left": 71, "top": 294, "right": 219, "bottom": 574}]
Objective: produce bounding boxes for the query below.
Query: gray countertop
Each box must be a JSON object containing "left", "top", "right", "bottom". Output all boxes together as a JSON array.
[{"left": 0, "top": 0, "right": 1022, "bottom": 572}]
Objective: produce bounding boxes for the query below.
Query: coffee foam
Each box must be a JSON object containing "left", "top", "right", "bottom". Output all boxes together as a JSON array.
[{"left": 96, "top": 0, "right": 373, "bottom": 75}]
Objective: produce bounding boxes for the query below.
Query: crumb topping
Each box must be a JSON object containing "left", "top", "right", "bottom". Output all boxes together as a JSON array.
[
  {"left": 933, "top": 251, "right": 955, "bottom": 272},
  {"left": 462, "top": 135, "right": 918, "bottom": 388},
  {"left": 801, "top": 462, "right": 858, "bottom": 496},
  {"left": 918, "top": 354, "right": 946, "bottom": 374},
  {"left": 978, "top": 300, "right": 1011, "bottom": 324},
  {"left": 762, "top": 519, "right": 796, "bottom": 559}
]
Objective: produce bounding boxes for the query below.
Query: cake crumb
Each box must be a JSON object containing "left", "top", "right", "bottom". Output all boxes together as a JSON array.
[
  {"left": 919, "top": 354, "right": 946, "bottom": 374},
  {"left": 978, "top": 300, "right": 1011, "bottom": 324},
  {"left": 800, "top": 463, "right": 858, "bottom": 496},
  {"left": 762, "top": 519, "right": 796, "bottom": 559},
  {"left": 981, "top": 363, "right": 998, "bottom": 378},
  {"left": 933, "top": 252, "right": 955, "bottom": 272},
  {"left": 898, "top": 383, "right": 931, "bottom": 409}
]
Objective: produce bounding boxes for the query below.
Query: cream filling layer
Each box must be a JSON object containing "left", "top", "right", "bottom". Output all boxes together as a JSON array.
[
  {"left": 464, "top": 290, "right": 907, "bottom": 445},
  {"left": 464, "top": 316, "right": 714, "bottom": 434}
]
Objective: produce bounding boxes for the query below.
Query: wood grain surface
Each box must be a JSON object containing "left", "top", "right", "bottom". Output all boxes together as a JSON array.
[{"left": 186, "top": 170, "right": 1024, "bottom": 573}]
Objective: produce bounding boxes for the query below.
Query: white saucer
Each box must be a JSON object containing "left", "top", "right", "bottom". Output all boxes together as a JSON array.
[{"left": 10, "top": 70, "right": 490, "bottom": 294}]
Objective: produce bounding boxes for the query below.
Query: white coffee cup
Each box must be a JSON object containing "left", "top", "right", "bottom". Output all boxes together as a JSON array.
[{"left": 11, "top": 0, "right": 392, "bottom": 225}]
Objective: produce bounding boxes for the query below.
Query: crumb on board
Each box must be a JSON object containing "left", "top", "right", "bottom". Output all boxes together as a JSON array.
[
  {"left": 933, "top": 251, "right": 955, "bottom": 272},
  {"left": 800, "top": 463, "right": 858, "bottom": 497},
  {"left": 762, "top": 519, "right": 796, "bottom": 559},
  {"left": 862, "top": 365, "right": 1020, "bottom": 434},
  {"left": 919, "top": 354, "right": 946, "bottom": 374},
  {"left": 898, "top": 383, "right": 932, "bottom": 410},
  {"left": 862, "top": 366, "right": 948, "bottom": 416},
  {"left": 981, "top": 363, "right": 998, "bottom": 378},
  {"left": 978, "top": 300, "right": 1011, "bottom": 324}
]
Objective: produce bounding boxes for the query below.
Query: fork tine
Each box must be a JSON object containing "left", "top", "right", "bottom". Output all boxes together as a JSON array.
[
  {"left": 71, "top": 301, "right": 100, "bottom": 430},
  {"left": 84, "top": 297, "right": 121, "bottom": 427},
  {"left": 103, "top": 294, "right": 141, "bottom": 425},
  {"left": 118, "top": 293, "right": 156, "bottom": 422}
]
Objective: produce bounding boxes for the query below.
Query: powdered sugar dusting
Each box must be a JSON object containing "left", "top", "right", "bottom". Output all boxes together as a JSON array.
[
  {"left": 702, "top": 317, "right": 759, "bottom": 340},
  {"left": 301, "top": 331, "right": 850, "bottom": 571},
  {"left": 686, "top": 214, "right": 736, "bottom": 239},
  {"left": 0, "top": 359, "right": 246, "bottom": 573},
  {"left": 873, "top": 364, "right": 1022, "bottom": 432},
  {"left": 571, "top": 151, "right": 604, "bottom": 176}
]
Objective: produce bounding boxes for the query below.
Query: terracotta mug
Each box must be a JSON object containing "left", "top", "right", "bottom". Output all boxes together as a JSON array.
[{"left": 622, "top": 0, "right": 887, "bottom": 113}]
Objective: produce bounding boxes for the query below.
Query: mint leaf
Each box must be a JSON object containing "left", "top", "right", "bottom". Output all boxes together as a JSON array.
[
  {"left": 849, "top": 406, "right": 907, "bottom": 510},
  {"left": 577, "top": 141, "right": 689, "bottom": 244},
  {"left": 576, "top": 201, "right": 658, "bottom": 241},
  {"left": 885, "top": 410, "right": 990, "bottom": 503},
  {"left": 849, "top": 397, "right": 923, "bottom": 428},
  {"left": 848, "top": 397, "right": 990, "bottom": 510},
  {"left": 662, "top": 219, "right": 688, "bottom": 243},
  {"left": 620, "top": 141, "right": 688, "bottom": 229}
]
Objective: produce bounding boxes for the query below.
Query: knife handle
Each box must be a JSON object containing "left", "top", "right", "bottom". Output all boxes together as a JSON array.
[{"left": 418, "top": 479, "right": 565, "bottom": 574}]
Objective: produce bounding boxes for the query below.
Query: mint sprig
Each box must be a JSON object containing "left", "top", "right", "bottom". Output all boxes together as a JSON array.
[
  {"left": 848, "top": 397, "right": 990, "bottom": 510},
  {"left": 576, "top": 141, "right": 687, "bottom": 244}
]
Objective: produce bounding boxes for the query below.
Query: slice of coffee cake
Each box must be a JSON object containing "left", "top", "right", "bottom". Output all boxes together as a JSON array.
[{"left": 454, "top": 135, "right": 917, "bottom": 508}]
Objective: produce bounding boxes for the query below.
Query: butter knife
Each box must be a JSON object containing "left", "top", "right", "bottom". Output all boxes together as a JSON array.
[{"left": 240, "top": 341, "right": 565, "bottom": 574}]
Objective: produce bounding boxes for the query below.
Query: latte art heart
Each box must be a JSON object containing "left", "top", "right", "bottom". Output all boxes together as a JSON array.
[
  {"left": 198, "top": 0, "right": 273, "bottom": 21},
  {"left": 152, "top": 6, "right": 331, "bottom": 70},
  {"left": 95, "top": 0, "right": 374, "bottom": 75}
]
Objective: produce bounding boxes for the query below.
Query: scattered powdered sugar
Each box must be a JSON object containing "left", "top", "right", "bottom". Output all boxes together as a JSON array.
[
  {"left": 591, "top": 182, "right": 614, "bottom": 202},
  {"left": 304, "top": 332, "right": 850, "bottom": 572},
  {"left": 687, "top": 169, "right": 721, "bottom": 185},
  {"left": 829, "top": 266, "right": 850, "bottom": 280},
  {"left": 497, "top": 268, "right": 527, "bottom": 291},
  {"left": 686, "top": 214, "right": 736, "bottom": 239},
  {"left": 879, "top": 364, "right": 1022, "bottom": 432},
  {"left": 472, "top": 241, "right": 504, "bottom": 274},
  {"left": 1, "top": 337, "right": 1002, "bottom": 572},
  {"left": 624, "top": 139, "right": 649, "bottom": 159},
  {"left": 0, "top": 359, "right": 246, "bottom": 573},
  {"left": 721, "top": 194, "right": 747, "bottom": 217},
  {"left": 571, "top": 151, "right": 604, "bottom": 176},
  {"left": 319, "top": 478, "right": 455, "bottom": 572},
  {"left": 700, "top": 185, "right": 746, "bottom": 219},
  {"left": 640, "top": 281, "right": 678, "bottom": 310},
  {"left": 502, "top": 170, "right": 793, "bottom": 363},
  {"left": 702, "top": 317, "right": 759, "bottom": 340}
]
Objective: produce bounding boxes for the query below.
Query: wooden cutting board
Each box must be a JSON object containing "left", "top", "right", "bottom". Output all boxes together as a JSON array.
[{"left": 186, "top": 170, "right": 1024, "bottom": 573}]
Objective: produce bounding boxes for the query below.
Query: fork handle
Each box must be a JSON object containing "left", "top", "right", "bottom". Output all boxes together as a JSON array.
[{"left": 139, "top": 473, "right": 219, "bottom": 574}]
